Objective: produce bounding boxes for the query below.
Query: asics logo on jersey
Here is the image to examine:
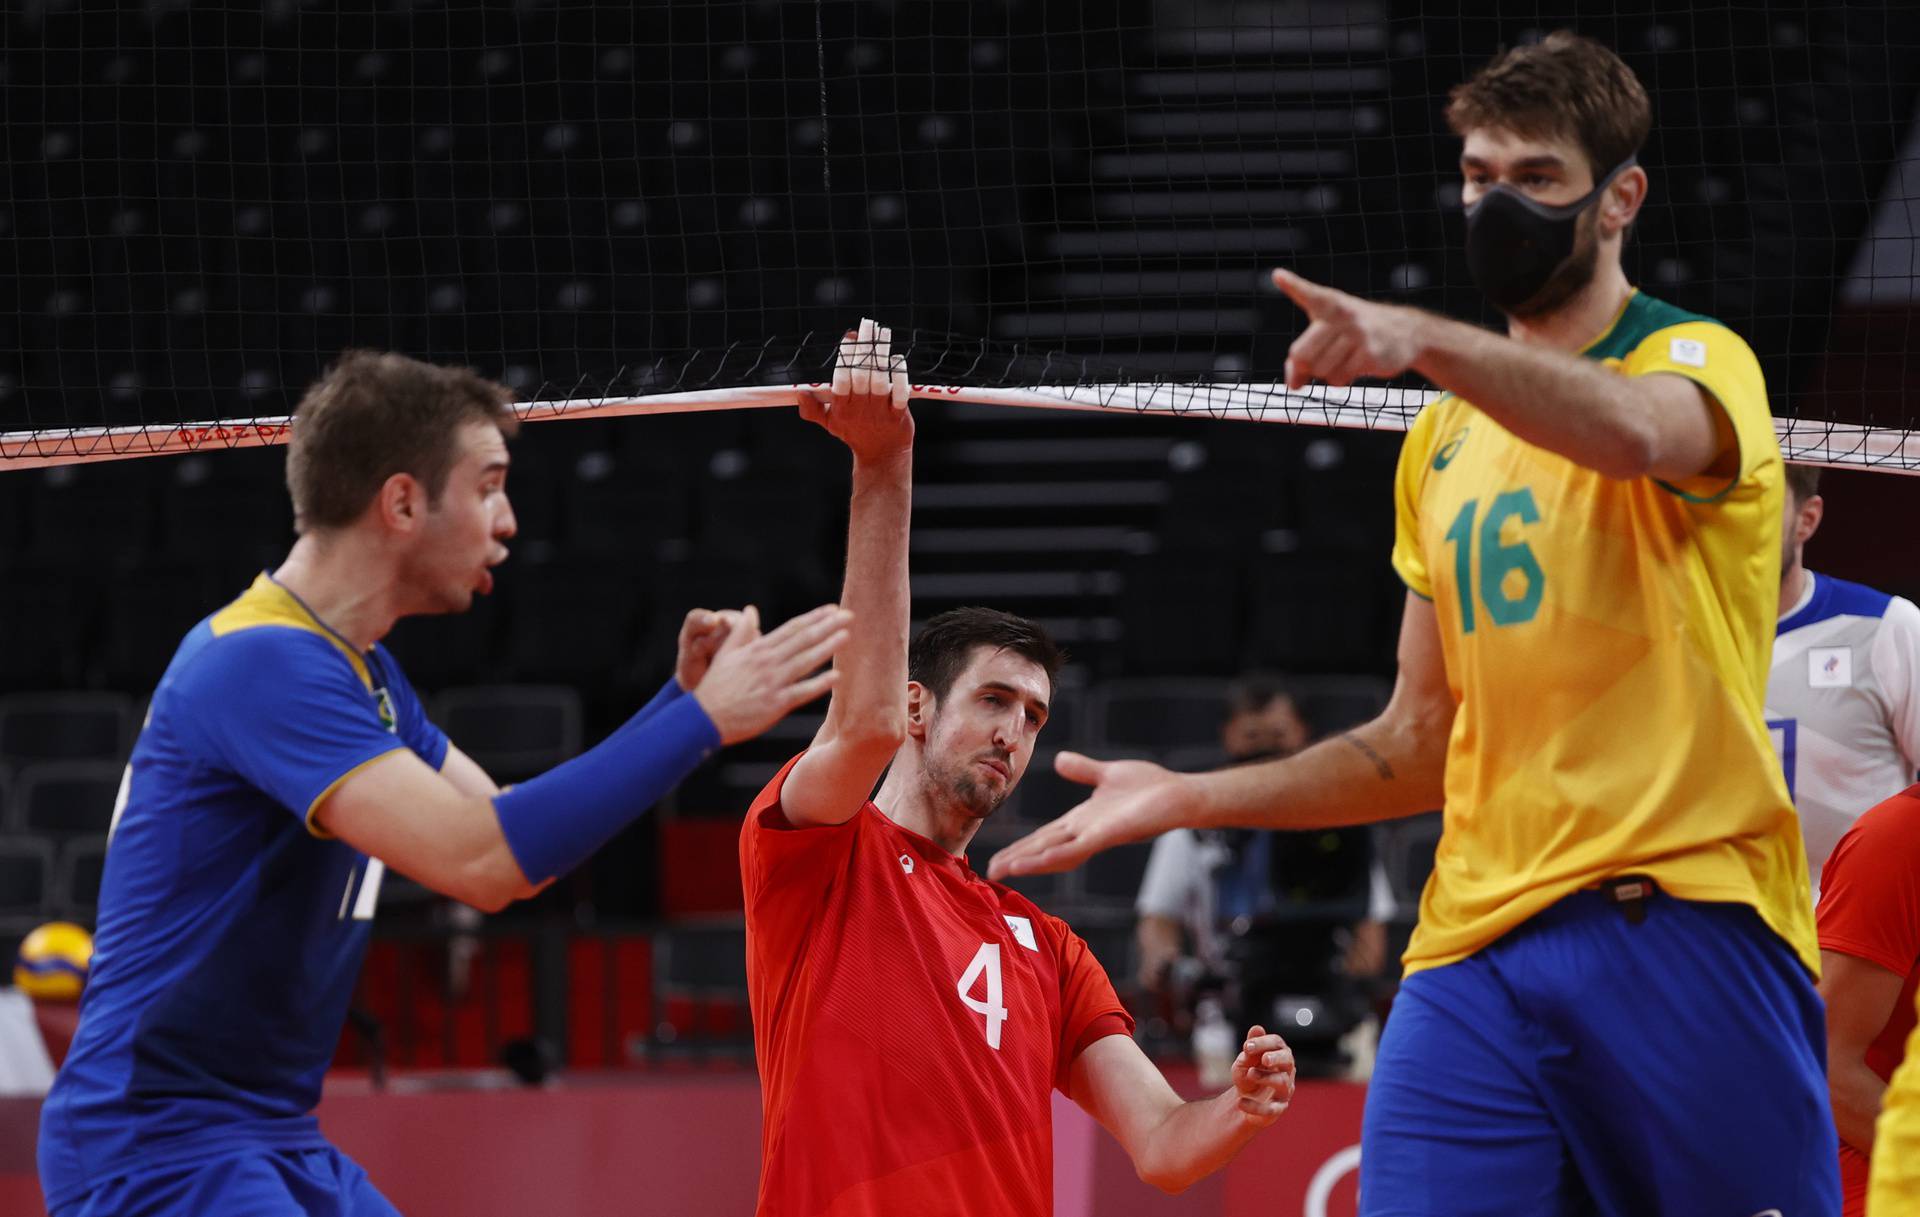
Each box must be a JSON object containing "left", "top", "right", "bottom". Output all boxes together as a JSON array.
[
  {"left": 1433, "top": 426, "right": 1470, "bottom": 470},
  {"left": 1746, "top": 1209, "right": 1783, "bottom": 1217}
]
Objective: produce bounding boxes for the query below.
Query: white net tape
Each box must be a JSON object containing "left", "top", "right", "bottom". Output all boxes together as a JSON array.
[{"left": 1, "top": 383, "right": 1914, "bottom": 473}]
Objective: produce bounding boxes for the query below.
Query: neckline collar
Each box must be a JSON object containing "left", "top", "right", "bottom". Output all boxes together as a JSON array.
[
  {"left": 1779, "top": 571, "right": 1829, "bottom": 634},
  {"left": 261, "top": 569, "right": 367, "bottom": 656}
]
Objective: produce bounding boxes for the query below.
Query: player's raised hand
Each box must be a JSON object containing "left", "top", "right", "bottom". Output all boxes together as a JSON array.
[
  {"left": 797, "top": 317, "right": 913, "bottom": 462},
  {"left": 691, "top": 603, "right": 853, "bottom": 743},
  {"left": 984, "top": 752, "right": 1197, "bottom": 880},
  {"left": 1230, "top": 1026, "right": 1296, "bottom": 1126},
  {"left": 1271, "top": 267, "right": 1423, "bottom": 391},
  {"left": 673, "top": 607, "right": 745, "bottom": 691}
]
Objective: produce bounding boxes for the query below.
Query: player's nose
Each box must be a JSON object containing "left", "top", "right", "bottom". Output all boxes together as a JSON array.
[{"left": 495, "top": 493, "right": 519, "bottom": 540}]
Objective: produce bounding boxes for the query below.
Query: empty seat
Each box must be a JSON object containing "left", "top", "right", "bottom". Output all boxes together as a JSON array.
[
  {"left": 431, "top": 685, "right": 584, "bottom": 784},
  {"left": 0, "top": 839, "right": 55, "bottom": 920},
  {"left": 1087, "top": 677, "right": 1232, "bottom": 752},
  {"left": 0, "top": 694, "right": 137, "bottom": 766},
  {"left": 59, "top": 836, "right": 110, "bottom": 919},
  {"left": 648, "top": 917, "right": 750, "bottom": 1055},
  {"left": 14, "top": 761, "right": 123, "bottom": 838}
]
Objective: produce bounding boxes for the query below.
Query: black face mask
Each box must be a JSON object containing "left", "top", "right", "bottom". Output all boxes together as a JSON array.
[{"left": 1463, "top": 158, "right": 1636, "bottom": 316}]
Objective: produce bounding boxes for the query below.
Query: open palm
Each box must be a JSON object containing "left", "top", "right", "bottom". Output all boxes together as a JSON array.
[{"left": 985, "top": 751, "right": 1197, "bottom": 880}]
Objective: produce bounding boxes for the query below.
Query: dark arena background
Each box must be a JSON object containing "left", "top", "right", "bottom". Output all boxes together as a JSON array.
[{"left": 3, "top": 3, "right": 1919, "bottom": 1213}]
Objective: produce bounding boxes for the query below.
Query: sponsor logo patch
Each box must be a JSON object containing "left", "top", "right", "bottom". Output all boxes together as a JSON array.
[
  {"left": 1809, "top": 646, "right": 1852, "bottom": 688},
  {"left": 1669, "top": 337, "right": 1707, "bottom": 368}
]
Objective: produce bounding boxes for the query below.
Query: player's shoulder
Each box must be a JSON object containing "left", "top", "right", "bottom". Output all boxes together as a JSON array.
[
  {"left": 1783, "top": 572, "right": 1897, "bottom": 635},
  {"left": 1838, "top": 782, "right": 1920, "bottom": 857},
  {"left": 1601, "top": 291, "right": 1756, "bottom": 365},
  {"left": 166, "top": 593, "right": 352, "bottom": 702}
]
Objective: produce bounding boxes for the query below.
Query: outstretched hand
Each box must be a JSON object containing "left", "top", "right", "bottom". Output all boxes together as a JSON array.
[
  {"left": 691, "top": 603, "right": 853, "bottom": 744},
  {"left": 1230, "top": 1026, "right": 1296, "bottom": 1126},
  {"left": 673, "top": 607, "right": 743, "bottom": 691},
  {"left": 1270, "top": 267, "right": 1424, "bottom": 391},
  {"left": 799, "top": 317, "right": 913, "bottom": 462},
  {"left": 984, "top": 751, "right": 1197, "bottom": 881}
]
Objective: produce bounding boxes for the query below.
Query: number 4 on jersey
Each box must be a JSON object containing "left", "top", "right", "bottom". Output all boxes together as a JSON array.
[{"left": 956, "top": 942, "right": 1008, "bottom": 1049}]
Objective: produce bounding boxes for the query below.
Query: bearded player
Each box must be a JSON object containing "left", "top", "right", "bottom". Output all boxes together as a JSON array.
[
  {"left": 741, "top": 322, "right": 1294, "bottom": 1217},
  {"left": 989, "top": 33, "right": 1836, "bottom": 1216}
]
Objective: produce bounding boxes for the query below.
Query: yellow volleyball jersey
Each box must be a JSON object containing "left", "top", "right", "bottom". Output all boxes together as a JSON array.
[
  {"left": 1390, "top": 289, "right": 1818, "bottom": 977},
  {"left": 1870, "top": 992, "right": 1920, "bottom": 1212}
]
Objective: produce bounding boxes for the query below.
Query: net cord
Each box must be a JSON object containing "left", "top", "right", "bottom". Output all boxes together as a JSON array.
[{"left": 0, "top": 385, "right": 1913, "bottom": 474}]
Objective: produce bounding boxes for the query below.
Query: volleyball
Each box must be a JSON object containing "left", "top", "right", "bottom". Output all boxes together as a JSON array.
[{"left": 13, "top": 921, "right": 94, "bottom": 1002}]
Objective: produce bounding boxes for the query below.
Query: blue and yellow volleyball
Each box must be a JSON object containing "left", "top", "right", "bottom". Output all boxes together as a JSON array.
[{"left": 13, "top": 921, "right": 94, "bottom": 1002}]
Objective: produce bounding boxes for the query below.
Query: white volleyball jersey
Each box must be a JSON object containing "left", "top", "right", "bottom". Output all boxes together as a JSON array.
[{"left": 1766, "top": 572, "right": 1920, "bottom": 897}]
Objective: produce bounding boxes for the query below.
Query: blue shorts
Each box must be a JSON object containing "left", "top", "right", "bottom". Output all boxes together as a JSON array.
[
  {"left": 52, "top": 1146, "right": 400, "bottom": 1217},
  {"left": 1361, "top": 888, "right": 1839, "bottom": 1217}
]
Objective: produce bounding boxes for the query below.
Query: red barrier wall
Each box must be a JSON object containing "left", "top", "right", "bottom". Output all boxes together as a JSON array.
[{"left": 0, "top": 1070, "right": 1364, "bottom": 1216}]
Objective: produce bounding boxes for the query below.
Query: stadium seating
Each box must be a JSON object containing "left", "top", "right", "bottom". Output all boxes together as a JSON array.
[
  {"left": 647, "top": 918, "right": 751, "bottom": 1057},
  {"left": 12, "top": 761, "right": 122, "bottom": 840},
  {"left": 1087, "top": 677, "right": 1233, "bottom": 751},
  {"left": 0, "top": 693, "right": 137, "bottom": 767},
  {"left": 431, "top": 686, "right": 584, "bottom": 784},
  {"left": 0, "top": 838, "right": 54, "bottom": 929},
  {"left": 58, "top": 836, "right": 110, "bottom": 921}
]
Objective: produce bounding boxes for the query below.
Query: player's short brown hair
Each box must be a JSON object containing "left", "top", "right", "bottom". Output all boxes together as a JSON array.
[
  {"left": 909, "top": 607, "right": 1065, "bottom": 701},
  {"left": 1445, "top": 31, "right": 1651, "bottom": 181},
  {"left": 286, "top": 350, "right": 519, "bottom": 533},
  {"left": 1785, "top": 463, "right": 1823, "bottom": 505}
]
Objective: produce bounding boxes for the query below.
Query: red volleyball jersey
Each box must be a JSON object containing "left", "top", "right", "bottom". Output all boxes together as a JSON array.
[
  {"left": 742, "top": 754, "right": 1132, "bottom": 1217},
  {"left": 1816, "top": 782, "right": 1920, "bottom": 1217}
]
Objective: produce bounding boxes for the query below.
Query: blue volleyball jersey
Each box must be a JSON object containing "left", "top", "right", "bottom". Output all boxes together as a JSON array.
[{"left": 38, "top": 574, "right": 447, "bottom": 1209}]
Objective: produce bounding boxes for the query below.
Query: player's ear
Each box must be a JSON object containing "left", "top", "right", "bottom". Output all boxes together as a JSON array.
[
  {"left": 1602, "top": 165, "right": 1647, "bottom": 236},
  {"left": 905, "top": 682, "right": 932, "bottom": 740},
  {"left": 374, "top": 472, "right": 423, "bottom": 532},
  {"left": 1800, "top": 494, "right": 1825, "bottom": 544}
]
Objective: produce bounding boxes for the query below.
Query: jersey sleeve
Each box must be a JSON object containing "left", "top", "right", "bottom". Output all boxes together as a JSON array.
[
  {"left": 376, "top": 648, "right": 450, "bottom": 770},
  {"left": 1816, "top": 788, "right": 1920, "bottom": 978},
  {"left": 1041, "top": 913, "right": 1134, "bottom": 1090},
  {"left": 174, "top": 628, "right": 414, "bottom": 831},
  {"left": 740, "top": 752, "right": 864, "bottom": 920},
  {"left": 1390, "top": 402, "right": 1443, "bottom": 600},
  {"left": 1872, "top": 597, "right": 1920, "bottom": 780},
  {"left": 1624, "top": 320, "right": 1775, "bottom": 504}
]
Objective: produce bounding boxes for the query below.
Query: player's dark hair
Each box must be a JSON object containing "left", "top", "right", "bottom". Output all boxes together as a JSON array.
[
  {"left": 1784, "top": 463, "right": 1822, "bottom": 505},
  {"left": 1445, "top": 31, "right": 1651, "bottom": 181},
  {"left": 286, "top": 350, "right": 519, "bottom": 533},
  {"left": 1225, "top": 671, "right": 1307, "bottom": 728},
  {"left": 909, "top": 607, "right": 1065, "bottom": 701}
]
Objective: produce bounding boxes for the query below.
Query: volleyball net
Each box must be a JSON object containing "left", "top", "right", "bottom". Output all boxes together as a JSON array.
[{"left": 3, "top": 3, "right": 1919, "bottom": 471}]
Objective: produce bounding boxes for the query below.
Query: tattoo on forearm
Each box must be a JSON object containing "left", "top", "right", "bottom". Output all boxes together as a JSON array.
[{"left": 1342, "top": 732, "right": 1394, "bottom": 780}]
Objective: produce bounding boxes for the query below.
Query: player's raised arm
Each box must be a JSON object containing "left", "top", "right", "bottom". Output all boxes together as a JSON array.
[
  {"left": 317, "top": 602, "right": 851, "bottom": 910},
  {"left": 988, "top": 591, "right": 1451, "bottom": 880},
  {"left": 1269, "top": 266, "right": 1733, "bottom": 484},
  {"left": 780, "top": 319, "right": 915, "bottom": 827}
]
